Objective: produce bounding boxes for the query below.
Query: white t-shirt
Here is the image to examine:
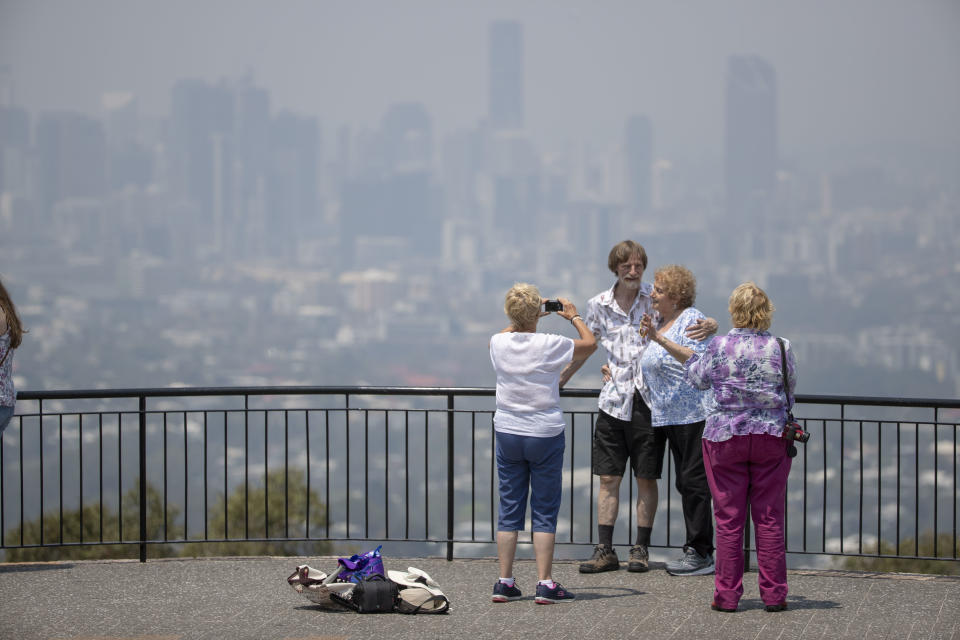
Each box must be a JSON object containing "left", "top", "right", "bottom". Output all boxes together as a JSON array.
[{"left": 489, "top": 332, "right": 575, "bottom": 437}]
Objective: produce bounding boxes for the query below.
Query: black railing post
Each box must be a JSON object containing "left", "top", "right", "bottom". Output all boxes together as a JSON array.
[
  {"left": 38, "top": 399, "right": 44, "bottom": 547},
  {"left": 446, "top": 393, "right": 454, "bottom": 561},
  {"left": 139, "top": 395, "right": 147, "bottom": 562}
]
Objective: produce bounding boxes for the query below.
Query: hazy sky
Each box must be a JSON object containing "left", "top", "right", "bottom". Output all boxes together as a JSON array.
[{"left": 1, "top": 0, "right": 958, "bottom": 158}]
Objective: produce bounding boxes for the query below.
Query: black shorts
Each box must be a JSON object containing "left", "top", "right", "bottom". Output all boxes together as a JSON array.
[{"left": 592, "top": 392, "right": 666, "bottom": 479}]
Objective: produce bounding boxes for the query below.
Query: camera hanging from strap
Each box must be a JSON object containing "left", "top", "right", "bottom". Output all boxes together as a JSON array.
[{"left": 776, "top": 337, "right": 799, "bottom": 458}]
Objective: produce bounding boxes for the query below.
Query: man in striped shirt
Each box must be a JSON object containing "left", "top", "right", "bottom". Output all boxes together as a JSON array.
[{"left": 560, "top": 240, "right": 716, "bottom": 574}]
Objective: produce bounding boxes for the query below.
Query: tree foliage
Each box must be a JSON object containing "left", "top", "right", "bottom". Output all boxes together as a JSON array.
[
  {"left": 839, "top": 532, "right": 960, "bottom": 575},
  {"left": 181, "top": 468, "right": 331, "bottom": 558},
  {"left": 3, "top": 479, "right": 182, "bottom": 562},
  {"left": 2, "top": 469, "right": 330, "bottom": 561}
]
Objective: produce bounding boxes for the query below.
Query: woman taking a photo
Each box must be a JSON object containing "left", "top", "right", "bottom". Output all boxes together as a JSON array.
[
  {"left": 642, "top": 282, "right": 796, "bottom": 613},
  {"left": 489, "top": 283, "right": 596, "bottom": 604}
]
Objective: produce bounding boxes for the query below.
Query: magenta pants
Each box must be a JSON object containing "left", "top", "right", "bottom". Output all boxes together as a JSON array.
[{"left": 702, "top": 434, "right": 791, "bottom": 610}]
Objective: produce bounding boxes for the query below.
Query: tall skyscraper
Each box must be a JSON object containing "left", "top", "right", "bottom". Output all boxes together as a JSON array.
[
  {"left": 488, "top": 21, "right": 523, "bottom": 131},
  {"left": 168, "top": 79, "right": 235, "bottom": 230},
  {"left": 102, "top": 91, "right": 138, "bottom": 148},
  {"left": 624, "top": 115, "right": 653, "bottom": 212},
  {"left": 234, "top": 81, "right": 271, "bottom": 255},
  {"left": 102, "top": 92, "right": 152, "bottom": 191},
  {"left": 440, "top": 127, "right": 484, "bottom": 220},
  {"left": 235, "top": 81, "right": 271, "bottom": 201},
  {"left": 0, "top": 104, "right": 30, "bottom": 231},
  {"left": 0, "top": 105, "right": 29, "bottom": 196},
  {"left": 379, "top": 102, "right": 432, "bottom": 173},
  {"left": 267, "top": 110, "right": 319, "bottom": 253},
  {"left": 0, "top": 64, "right": 13, "bottom": 107},
  {"left": 35, "top": 111, "right": 107, "bottom": 218},
  {"left": 168, "top": 79, "right": 240, "bottom": 251},
  {"left": 488, "top": 130, "right": 539, "bottom": 241},
  {"left": 724, "top": 56, "right": 777, "bottom": 220},
  {"left": 339, "top": 103, "right": 437, "bottom": 265}
]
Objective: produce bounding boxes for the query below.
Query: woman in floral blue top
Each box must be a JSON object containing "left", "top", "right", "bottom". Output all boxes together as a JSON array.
[
  {"left": 637, "top": 265, "right": 715, "bottom": 576},
  {"left": 645, "top": 282, "right": 796, "bottom": 614}
]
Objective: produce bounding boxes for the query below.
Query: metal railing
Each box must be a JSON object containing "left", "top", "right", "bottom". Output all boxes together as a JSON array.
[{"left": 2, "top": 386, "right": 958, "bottom": 567}]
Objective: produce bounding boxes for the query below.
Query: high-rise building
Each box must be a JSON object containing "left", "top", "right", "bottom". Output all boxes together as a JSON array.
[
  {"left": 0, "top": 104, "right": 30, "bottom": 231},
  {"left": 102, "top": 91, "right": 138, "bottom": 148},
  {"left": 266, "top": 111, "right": 319, "bottom": 253},
  {"left": 234, "top": 81, "right": 271, "bottom": 255},
  {"left": 380, "top": 102, "right": 432, "bottom": 173},
  {"left": 102, "top": 92, "right": 153, "bottom": 191},
  {"left": 168, "top": 78, "right": 235, "bottom": 245},
  {"left": 488, "top": 130, "right": 539, "bottom": 241},
  {"left": 235, "top": 81, "right": 271, "bottom": 199},
  {"left": 35, "top": 111, "right": 107, "bottom": 218},
  {"left": 0, "top": 105, "right": 29, "bottom": 196},
  {"left": 0, "top": 64, "right": 13, "bottom": 107},
  {"left": 624, "top": 115, "right": 653, "bottom": 212},
  {"left": 440, "top": 127, "right": 484, "bottom": 221},
  {"left": 724, "top": 56, "right": 777, "bottom": 221},
  {"left": 328, "top": 124, "right": 352, "bottom": 194},
  {"left": 488, "top": 21, "right": 523, "bottom": 131},
  {"left": 339, "top": 103, "right": 437, "bottom": 266}
]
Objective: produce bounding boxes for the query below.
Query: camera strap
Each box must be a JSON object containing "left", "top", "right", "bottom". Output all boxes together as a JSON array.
[
  {"left": 775, "top": 337, "right": 793, "bottom": 416},
  {"left": 776, "top": 337, "right": 799, "bottom": 458}
]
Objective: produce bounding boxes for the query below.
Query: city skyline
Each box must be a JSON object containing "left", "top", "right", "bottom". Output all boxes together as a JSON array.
[
  {"left": 0, "top": 4, "right": 958, "bottom": 400},
  {"left": 1, "top": 1, "right": 958, "bottom": 159}
]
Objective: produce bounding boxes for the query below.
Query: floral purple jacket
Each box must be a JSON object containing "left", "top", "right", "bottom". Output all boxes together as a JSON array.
[{"left": 684, "top": 328, "right": 797, "bottom": 442}]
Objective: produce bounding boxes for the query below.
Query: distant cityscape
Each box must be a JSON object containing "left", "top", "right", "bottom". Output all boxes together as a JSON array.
[{"left": 2, "top": 20, "right": 958, "bottom": 399}]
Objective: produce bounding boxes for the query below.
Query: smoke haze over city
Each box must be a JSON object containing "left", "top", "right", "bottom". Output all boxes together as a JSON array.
[{"left": 1, "top": 0, "right": 958, "bottom": 398}]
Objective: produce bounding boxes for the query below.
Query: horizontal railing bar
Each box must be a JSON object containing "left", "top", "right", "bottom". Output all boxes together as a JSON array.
[
  {"left": 6, "top": 408, "right": 499, "bottom": 418},
  {"left": 9, "top": 411, "right": 955, "bottom": 424},
  {"left": 16, "top": 387, "right": 960, "bottom": 409},
  {"left": 16, "top": 386, "right": 502, "bottom": 401}
]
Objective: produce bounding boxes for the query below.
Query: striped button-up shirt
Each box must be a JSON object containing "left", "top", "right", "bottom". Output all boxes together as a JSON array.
[{"left": 584, "top": 282, "right": 653, "bottom": 420}]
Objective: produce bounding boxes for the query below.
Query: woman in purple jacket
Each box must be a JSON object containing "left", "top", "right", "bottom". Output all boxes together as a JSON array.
[{"left": 641, "top": 282, "right": 796, "bottom": 613}]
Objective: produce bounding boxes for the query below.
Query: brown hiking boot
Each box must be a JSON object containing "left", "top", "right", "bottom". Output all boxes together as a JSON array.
[
  {"left": 628, "top": 544, "right": 649, "bottom": 572},
  {"left": 579, "top": 544, "right": 619, "bottom": 573}
]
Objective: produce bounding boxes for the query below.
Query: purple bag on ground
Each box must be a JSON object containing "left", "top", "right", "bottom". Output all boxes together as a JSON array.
[{"left": 337, "top": 545, "right": 385, "bottom": 584}]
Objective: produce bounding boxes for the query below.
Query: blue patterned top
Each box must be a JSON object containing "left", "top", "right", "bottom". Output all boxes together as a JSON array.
[
  {"left": 0, "top": 331, "right": 13, "bottom": 407},
  {"left": 639, "top": 307, "right": 713, "bottom": 427},
  {"left": 684, "top": 328, "right": 797, "bottom": 442}
]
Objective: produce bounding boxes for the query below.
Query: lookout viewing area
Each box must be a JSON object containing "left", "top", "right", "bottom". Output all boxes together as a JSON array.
[{"left": 1, "top": 385, "right": 958, "bottom": 639}]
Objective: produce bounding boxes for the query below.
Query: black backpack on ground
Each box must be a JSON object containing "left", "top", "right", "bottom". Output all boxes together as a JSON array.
[{"left": 330, "top": 574, "right": 399, "bottom": 613}]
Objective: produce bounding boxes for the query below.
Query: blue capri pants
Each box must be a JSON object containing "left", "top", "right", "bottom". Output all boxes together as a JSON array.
[{"left": 495, "top": 431, "right": 565, "bottom": 533}]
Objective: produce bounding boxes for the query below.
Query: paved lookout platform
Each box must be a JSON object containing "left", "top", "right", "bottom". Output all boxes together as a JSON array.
[{"left": 0, "top": 556, "right": 957, "bottom": 639}]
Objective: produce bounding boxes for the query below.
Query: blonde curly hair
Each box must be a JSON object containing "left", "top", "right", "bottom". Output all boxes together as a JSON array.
[
  {"left": 654, "top": 265, "right": 696, "bottom": 310},
  {"left": 728, "top": 282, "right": 775, "bottom": 330},
  {"left": 504, "top": 282, "right": 542, "bottom": 330}
]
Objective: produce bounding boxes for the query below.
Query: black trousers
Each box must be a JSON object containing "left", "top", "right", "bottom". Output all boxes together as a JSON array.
[{"left": 664, "top": 420, "right": 714, "bottom": 557}]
